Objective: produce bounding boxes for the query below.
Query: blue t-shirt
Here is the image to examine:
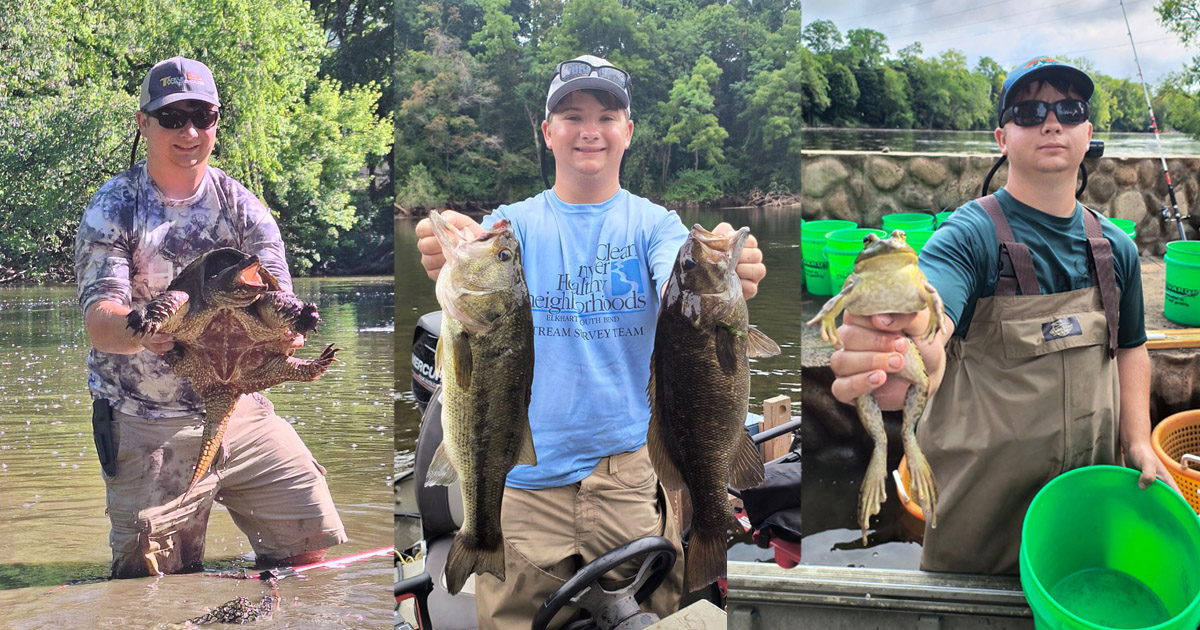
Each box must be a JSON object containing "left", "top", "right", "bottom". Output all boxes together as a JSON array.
[
  {"left": 919, "top": 187, "right": 1146, "bottom": 347},
  {"left": 481, "top": 188, "right": 689, "bottom": 489}
]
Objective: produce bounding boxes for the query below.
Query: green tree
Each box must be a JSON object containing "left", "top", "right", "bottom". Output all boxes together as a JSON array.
[
  {"left": 663, "top": 56, "right": 729, "bottom": 174},
  {"left": 802, "top": 19, "right": 842, "bottom": 55},
  {"left": 844, "top": 28, "right": 889, "bottom": 69},
  {"left": 266, "top": 79, "right": 393, "bottom": 273}
]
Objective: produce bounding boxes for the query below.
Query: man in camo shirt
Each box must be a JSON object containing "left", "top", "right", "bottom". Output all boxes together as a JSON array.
[{"left": 74, "top": 57, "right": 346, "bottom": 578}]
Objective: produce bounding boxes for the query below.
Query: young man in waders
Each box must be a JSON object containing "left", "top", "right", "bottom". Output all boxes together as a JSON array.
[
  {"left": 415, "top": 55, "right": 767, "bottom": 627},
  {"left": 828, "top": 56, "right": 1179, "bottom": 574},
  {"left": 75, "top": 57, "right": 346, "bottom": 578}
]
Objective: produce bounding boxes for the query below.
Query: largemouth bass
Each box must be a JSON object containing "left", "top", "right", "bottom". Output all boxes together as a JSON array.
[
  {"left": 424, "top": 211, "right": 537, "bottom": 596},
  {"left": 648, "top": 225, "right": 779, "bottom": 592}
]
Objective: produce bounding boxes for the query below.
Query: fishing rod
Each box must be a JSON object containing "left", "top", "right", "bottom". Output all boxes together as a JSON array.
[
  {"left": 1120, "top": 0, "right": 1187, "bottom": 241},
  {"left": 205, "top": 545, "right": 394, "bottom": 580}
]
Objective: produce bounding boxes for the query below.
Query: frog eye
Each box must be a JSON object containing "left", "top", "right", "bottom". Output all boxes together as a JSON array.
[{"left": 497, "top": 249, "right": 513, "bottom": 262}]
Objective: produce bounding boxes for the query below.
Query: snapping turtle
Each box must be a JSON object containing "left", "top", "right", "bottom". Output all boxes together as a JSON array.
[{"left": 127, "top": 248, "right": 338, "bottom": 497}]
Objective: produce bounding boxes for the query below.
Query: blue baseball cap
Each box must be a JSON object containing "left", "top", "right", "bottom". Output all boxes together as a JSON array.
[
  {"left": 998, "top": 56, "right": 1093, "bottom": 125},
  {"left": 139, "top": 57, "right": 221, "bottom": 112}
]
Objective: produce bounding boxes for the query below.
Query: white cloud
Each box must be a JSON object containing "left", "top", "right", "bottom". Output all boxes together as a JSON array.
[{"left": 803, "top": 0, "right": 1194, "bottom": 84}]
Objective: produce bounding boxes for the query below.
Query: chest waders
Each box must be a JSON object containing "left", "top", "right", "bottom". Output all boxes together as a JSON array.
[{"left": 916, "top": 194, "right": 1121, "bottom": 574}]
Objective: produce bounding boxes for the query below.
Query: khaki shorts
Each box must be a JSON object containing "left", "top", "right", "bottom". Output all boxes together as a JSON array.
[
  {"left": 104, "top": 393, "right": 347, "bottom": 578},
  {"left": 474, "top": 445, "right": 685, "bottom": 630}
]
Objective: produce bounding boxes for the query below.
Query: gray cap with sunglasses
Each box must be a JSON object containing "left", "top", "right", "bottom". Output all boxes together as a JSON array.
[
  {"left": 998, "top": 56, "right": 1093, "bottom": 125},
  {"left": 545, "top": 55, "right": 631, "bottom": 118},
  {"left": 139, "top": 56, "right": 221, "bottom": 112}
]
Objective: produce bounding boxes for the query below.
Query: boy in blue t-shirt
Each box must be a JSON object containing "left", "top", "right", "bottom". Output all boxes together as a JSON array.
[
  {"left": 416, "top": 55, "right": 766, "bottom": 626},
  {"left": 826, "top": 56, "right": 1178, "bottom": 574}
]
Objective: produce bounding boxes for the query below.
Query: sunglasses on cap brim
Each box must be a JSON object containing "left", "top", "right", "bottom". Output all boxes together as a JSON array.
[
  {"left": 145, "top": 107, "right": 221, "bottom": 130},
  {"left": 554, "top": 60, "right": 630, "bottom": 89},
  {"left": 1001, "top": 99, "right": 1089, "bottom": 127}
]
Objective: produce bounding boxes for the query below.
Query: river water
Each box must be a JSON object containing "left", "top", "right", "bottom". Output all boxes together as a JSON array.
[
  {"left": 802, "top": 127, "right": 1200, "bottom": 156},
  {"left": 395, "top": 206, "right": 804, "bottom": 566},
  {"left": 0, "top": 278, "right": 394, "bottom": 628}
]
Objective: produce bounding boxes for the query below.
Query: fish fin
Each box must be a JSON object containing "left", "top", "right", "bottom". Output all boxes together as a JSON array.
[
  {"left": 452, "top": 332, "right": 472, "bottom": 391},
  {"left": 729, "top": 429, "right": 766, "bottom": 491},
  {"left": 516, "top": 417, "right": 537, "bottom": 467},
  {"left": 424, "top": 443, "right": 459, "bottom": 486},
  {"left": 443, "top": 531, "right": 504, "bottom": 596},
  {"left": 684, "top": 525, "right": 728, "bottom": 592},
  {"left": 747, "top": 325, "right": 781, "bottom": 358},
  {"left": 647, "top": 357, "right": 686, "bottom": 492},
  {"left": 715, "top": 324, "right": 740, "bottom": 373}
]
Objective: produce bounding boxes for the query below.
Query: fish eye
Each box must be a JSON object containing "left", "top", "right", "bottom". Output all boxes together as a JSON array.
[
  {"left": 497, "top": 249, "right": 512, "bottom": 262},
  {"left": 681, "top": 257, "right": 697, "bottom": 271}
]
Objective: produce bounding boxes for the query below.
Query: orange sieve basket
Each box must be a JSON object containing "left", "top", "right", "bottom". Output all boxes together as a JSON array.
[{"left": 1152, "top": 409, "right": 1200, "bottom": 514}]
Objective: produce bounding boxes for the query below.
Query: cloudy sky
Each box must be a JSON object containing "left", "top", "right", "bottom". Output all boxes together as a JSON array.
[{"left": 802, "top": 0, "right": 1196, "bottom": 85}]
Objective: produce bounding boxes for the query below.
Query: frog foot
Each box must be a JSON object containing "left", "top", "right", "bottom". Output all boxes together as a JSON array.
[
  {"left": 858, "top": 448, "right": 888, "bottom": 545},
  {"left": 905, "top": 445, "right": 938, "bottom": 528}
]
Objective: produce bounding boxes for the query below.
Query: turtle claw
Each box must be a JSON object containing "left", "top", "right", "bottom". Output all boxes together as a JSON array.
[{"left": 294, "top": 304, "right": 321, "bottom": 334}]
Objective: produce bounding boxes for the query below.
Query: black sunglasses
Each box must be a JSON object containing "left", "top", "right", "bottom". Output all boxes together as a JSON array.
[
  {"left": 555, "top": 60, "right": 630, "bottom": 89},
  {"left": 145, "top": 107, "right": 221, "bottom": 130},
  {"left": 1001, "top": 99, "right": 1089, "bottom": 127}
]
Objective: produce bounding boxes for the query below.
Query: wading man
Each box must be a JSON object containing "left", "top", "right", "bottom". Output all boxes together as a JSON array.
[
  {"left": 828, "top": 56, "right": 1178, "bottom": 574},
  {"left": 416, "top": 55, "right": 767, "bottom": 627},
  {"left": 75, "top": 56, "right": 346, "bottom": 578}
]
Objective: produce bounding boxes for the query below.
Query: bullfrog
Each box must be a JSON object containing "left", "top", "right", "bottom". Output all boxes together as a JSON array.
[{"left": 806, "top": 229, "right": 944, "bottom": 544}]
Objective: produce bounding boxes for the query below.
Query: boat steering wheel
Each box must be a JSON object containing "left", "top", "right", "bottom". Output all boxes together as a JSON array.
[{"left": 531, "top": 536, "right": 677, "bottom": 630}]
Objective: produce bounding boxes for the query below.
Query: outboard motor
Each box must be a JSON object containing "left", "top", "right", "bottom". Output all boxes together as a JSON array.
[{"left": 410, "top": 312, "right": 442, "bottom": 414}]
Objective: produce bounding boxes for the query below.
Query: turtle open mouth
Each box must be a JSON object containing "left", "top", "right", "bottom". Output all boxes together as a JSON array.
[{"left": 238, "top": 262, "right": 265, "bottom": 287}]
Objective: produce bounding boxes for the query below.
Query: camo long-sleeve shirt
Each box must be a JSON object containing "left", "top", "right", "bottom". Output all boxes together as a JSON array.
[{"left": 75, "top": 162, "right": 292, "bottom": 418}]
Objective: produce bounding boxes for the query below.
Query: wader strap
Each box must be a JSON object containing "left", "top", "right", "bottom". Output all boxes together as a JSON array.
[
  {"left": 1083, "top": 209, "right": 1120, "bottom": 357},
  {"left": 979, "top": 195, "right": 1040, "bottom": 296}
]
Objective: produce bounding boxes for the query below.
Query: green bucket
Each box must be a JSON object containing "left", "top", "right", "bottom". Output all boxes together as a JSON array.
[
  {"left": 903, "top": 229, "right": 935, "bottom": 256},
  {"left": 1020, "top": 466, "right": 1200, "bottom": 630},
  {"left": 824, "top": 228, "right": 887, "bottom": 292},
  {"left": 935, "top": 210, "right": 954, "bottom": 227},
  {"left": 1166, "top": 241, "right": 1200, "bottom": 265},
  {"left": 1109, "top": 218, "right": 1137, "bottom": 238},
  {"left": 802, "top": 220, "right": 857, "bottom": 296},
  {"left": 881, "top": 212, "right": 935, "bottom": 233},
  {"left": 1165, "top": 254, "right": 1200, "bottom": 326}
]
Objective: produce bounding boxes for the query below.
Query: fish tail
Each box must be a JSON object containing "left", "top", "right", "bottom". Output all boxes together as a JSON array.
[
  {"left": 685, "top": 527, "right": 727, "bottom": 593},
  {"left": 443, "top": 530, "right": 505, "bottom": 596}
]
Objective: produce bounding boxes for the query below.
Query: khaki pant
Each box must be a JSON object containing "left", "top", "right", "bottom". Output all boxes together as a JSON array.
[
  {"left": 474, "top": 446, "right": 685, "bottom": 629},
  {"left": 105, "top": 394, "right": 347, "bottom": 578}
]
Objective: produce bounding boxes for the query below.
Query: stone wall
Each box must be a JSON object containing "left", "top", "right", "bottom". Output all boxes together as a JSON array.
[{"left": 801, "top": 151, "right": 1200, "bottom": 254}]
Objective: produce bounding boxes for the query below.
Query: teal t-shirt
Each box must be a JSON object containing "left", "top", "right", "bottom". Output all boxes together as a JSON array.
[
  {"left": 481, "top": 188, "right": 689, "bottom": 489},
  {"left": 919, "top": 187, "right": 1146, "bottom": 348}
]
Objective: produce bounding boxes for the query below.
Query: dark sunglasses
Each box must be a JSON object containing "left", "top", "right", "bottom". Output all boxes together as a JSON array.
[
  {"left": 1001, "top": 99, "right": 1089, "bottom": 127},
  {"left": 145, "top": 107, "right": 221, "bottom": 130},
  {"left": 554, "top": 60, "right": 630, "bottom": 89}
]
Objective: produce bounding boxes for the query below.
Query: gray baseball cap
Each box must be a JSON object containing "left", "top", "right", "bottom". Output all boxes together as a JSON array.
[
  {"left": 139, "top": 56, "right": 221, "bottom": 112},
  {"left": 545, "top": 55, "right": 631, "bottom": 118}
]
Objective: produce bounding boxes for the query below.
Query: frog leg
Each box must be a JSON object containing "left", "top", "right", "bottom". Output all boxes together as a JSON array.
[
  {"left": 805, "top": 276, "right": 858, "bottom": 348},
  {"left": 918, "top": 280, "right": 945, "bottom": 342},
  {"left": 897, "top": 341, "right": 938, "bottom": 527},
  {"left": 855, "top": 391, "right": 889, "bottom": 546}
]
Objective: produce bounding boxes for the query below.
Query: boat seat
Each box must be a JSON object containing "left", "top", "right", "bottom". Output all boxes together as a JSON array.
[{"left": 413, "top": 388, "right": 479, "bottom": 629}]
